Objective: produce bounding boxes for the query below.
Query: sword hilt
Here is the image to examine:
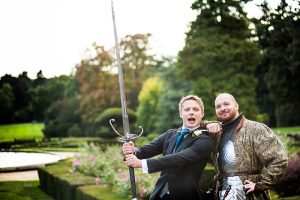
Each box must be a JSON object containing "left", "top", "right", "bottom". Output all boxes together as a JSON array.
[
  {"left": 109, "top": 118, "right": 141, "bottom": 200},
  {"left": 109, "top": 118, "right": 143, "bottom": 143},
  {"left": 129, "top": 166, "right": 137, "bottom": 200}
]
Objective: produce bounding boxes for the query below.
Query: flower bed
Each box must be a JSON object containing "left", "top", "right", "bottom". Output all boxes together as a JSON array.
[{"left": 72, "top": 144, "right": 159, "bottom": 199}]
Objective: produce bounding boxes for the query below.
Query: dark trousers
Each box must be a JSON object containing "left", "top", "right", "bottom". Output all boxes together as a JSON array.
[{"left": 153, "top": 194, "right": 172, "bottom": 200}]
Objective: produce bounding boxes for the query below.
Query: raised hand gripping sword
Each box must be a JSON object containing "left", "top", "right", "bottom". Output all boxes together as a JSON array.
[{"left": 109, "top": 1, "right": 143, "bottom": 200}]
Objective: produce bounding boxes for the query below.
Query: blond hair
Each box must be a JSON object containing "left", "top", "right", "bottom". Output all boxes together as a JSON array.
[{"left": 178, "top": 95, "right": 204, "bottom": 113}]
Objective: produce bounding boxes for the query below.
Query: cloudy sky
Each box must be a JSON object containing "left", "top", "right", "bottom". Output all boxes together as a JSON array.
[{"left": 0, "top": 0, "right": 277, "bottom": 78}]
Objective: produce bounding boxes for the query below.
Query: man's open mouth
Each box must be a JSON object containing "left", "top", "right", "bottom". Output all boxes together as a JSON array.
[{"left": 188, "top": 117, "right": 195, "bottom": 122}]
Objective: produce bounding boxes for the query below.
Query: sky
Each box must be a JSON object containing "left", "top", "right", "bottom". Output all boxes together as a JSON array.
[{"left": 0, "top": 0, "right": 279, "bottom": 78}]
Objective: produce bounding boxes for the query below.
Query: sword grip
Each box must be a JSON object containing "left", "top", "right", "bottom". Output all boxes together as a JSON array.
[{"left": 129, "top": 166, "right": 137, "bottom": 199}]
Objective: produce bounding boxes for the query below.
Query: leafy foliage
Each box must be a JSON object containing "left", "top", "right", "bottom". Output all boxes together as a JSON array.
[
  {"left": 75, "top": 34, "right": 157, "bottom": 125},
  {"left": 75, "top": 44, "right": 118, "bottom": 124},
  {"left": 0, "top": 84, "right": 15, "bottom": 124},
  {"left": 120, "top": 34, "right": 158, "bottom": 109},
  {"left": 176, "top": 0, "right": 260, "bottom": 119},
  {"left": 253, "top": 0, "right": 300, "bottom": 126},
  {"left": 0, "top": 72, "right": 32, "bottom": 123},
  {"left": 95, "top": 107, "right": 137, "bottom": 138},
  {"left": 137, "top": 77, "right": 164, "bottom": 133},
  {"left": 43, "top": 78, "right": 81, "bottom": 138},
  {"left": 151, "top": 63, "right": 193, "bottom": 132},
  {"left": 30, "top": 75, "right": 72, "bottom": 121}
]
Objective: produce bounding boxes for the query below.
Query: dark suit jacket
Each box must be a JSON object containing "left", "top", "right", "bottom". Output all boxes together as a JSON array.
[{"left": 135, "top": 127, "right": 215, "bottom": 200}]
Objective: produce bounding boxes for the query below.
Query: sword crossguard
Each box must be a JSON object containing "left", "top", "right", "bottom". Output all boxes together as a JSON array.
[{"left": 109, "top": 119, "right": 143, "bottom": 143}]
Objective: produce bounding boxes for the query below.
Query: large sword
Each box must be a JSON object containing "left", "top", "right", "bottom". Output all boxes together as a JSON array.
[{"left": 109, "top": 1, "right": 143, "bottom": 200}]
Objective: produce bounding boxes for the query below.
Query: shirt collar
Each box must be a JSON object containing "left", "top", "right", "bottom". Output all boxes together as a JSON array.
[{"left": 182, "top": 125, "right": 200, "bottom": 132}]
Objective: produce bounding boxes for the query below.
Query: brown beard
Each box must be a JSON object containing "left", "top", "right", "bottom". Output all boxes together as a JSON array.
[{"left": 218, "top": 110, "right": 236, "bottom": 122}]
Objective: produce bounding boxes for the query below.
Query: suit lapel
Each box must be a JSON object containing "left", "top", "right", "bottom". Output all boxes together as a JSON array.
[
  {"left": 175, "top": 132, "right": 193, "bottom": 153},
  {"left": 166, "top": 128, "right": 181, "bottom": 154},
  {"left": 175, "top": 127, "right": 206, "bottom": 152}
]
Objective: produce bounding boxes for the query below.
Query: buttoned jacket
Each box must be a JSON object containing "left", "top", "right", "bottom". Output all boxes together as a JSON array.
[{"left": 135, "top": 127, "right": 214, "bottom": 200}]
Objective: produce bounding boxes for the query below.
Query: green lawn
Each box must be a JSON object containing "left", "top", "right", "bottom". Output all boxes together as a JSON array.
[
  {"left": 0, "top": 123, "right": 44, "bottom": 143},
  {"left": 272, "top": 126, "right": 300, "bottom": 135}
]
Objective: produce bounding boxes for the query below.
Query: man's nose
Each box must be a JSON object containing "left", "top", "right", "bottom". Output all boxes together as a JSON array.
[{"left": 189, "top": 110, "right": 195, "bottom": 115}]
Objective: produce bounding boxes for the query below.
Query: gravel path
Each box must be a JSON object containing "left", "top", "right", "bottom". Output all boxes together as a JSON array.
[{"left": 0, "top": 170, "right": 39, "bottom": 181}]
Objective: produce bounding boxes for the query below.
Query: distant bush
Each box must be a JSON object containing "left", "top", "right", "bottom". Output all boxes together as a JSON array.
[
  {"left": 274, "top": 153, "right": 300, "bottom": 197},
  {"left": 255, "top": 113, "right": 269, "bottom": 124},
  {"left": 68, "top": 124, "right": 81, "bottom": 137},
  {"left": 95, "top": 107, "right": 137, "bottom": 125},
  {"left": 134, "top": 133, "right": 161, "bottom": 147},
  {"left": 94, "top": 107, "right": 137, "bottom": 138}
]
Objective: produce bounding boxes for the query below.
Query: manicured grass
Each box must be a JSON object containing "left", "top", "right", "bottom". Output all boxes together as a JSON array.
[
  {"left": 77, "top": 185, "right": 129, "bottom": 200},
  {"left": 0, "top": 123, "right": 44, "bottom": 143},
  {"left": 273, "top": 126, "right": 300, "bottom": 135},
  {"left": 272, "top": 126, "right": 300, "bottom": 156},
  {"left": 0, "top": 181, "right": 53, "bottom": 200}
]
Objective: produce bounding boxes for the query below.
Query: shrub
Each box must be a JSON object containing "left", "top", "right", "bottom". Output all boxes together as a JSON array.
[
  {"left": 68, "top": 124, "right": 81, "bottom": 137},
  {"left": 94, "top": 108, "right": 137, "bottom": 138},
  {"left": 274, "top": 153, "right": 300, "bottom": 197},
  {"left": 255, "top": 113, "right": 269, "bottom": 124},
  {"left": 72, "top": 143, "right": 158, "bottom": 199},
  {"left": 95, "top": 108, "right": 137, "bottom": 125}
]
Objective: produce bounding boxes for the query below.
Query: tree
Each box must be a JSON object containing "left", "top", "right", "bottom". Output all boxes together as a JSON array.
[
  {"left": 0, "top": 84, "right": 15, "bottom": 124},
  {"left": 120, "top": 34, "right": 158, "bottom": 109},
  {"left": 30, "top": 75, "right": 73, "bottom": 121},
  {"left": 75, "top": 34, "right": 158, "bottom": 124},
  {"left": 75, "top": 44, "right": 119, "bottom": 123},
  {"left": 43, "top": 77, "right": 81, "bottom": 138},
  {"left": 176, "top": 0, "right": 260, "bottom": 119},
  {"left": 253, "top": 0, "right": 300, "bottom": 126},
  {"left": 0, "top": 72, "right": 33, "bottom": 123},
  {"left": 136, "top": 76, "right": 164, "bottom": 133},
  {"left": 153, "top": 63, "right": 193, "bottom": 132},
  {"left": 33, "top": 70, "right": 46, "bottom": 87}
]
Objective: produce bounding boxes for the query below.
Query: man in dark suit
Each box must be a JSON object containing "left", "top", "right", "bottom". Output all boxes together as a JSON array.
[{"left": 123, "top": 95, "right": 215, "bottom": 200}]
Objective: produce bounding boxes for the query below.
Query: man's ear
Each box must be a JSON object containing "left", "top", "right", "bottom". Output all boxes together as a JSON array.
[
  {"left": 235, "top": 102, "right": 239, "bottom": 111},
  {"left": 201, "top": 111, "right": 205, "bottom": 118},
  {"left": 179, "top": 110, "right": 183, "bottom": 118}
]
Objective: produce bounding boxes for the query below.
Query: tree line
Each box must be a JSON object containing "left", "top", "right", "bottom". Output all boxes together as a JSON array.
[{"left": 0, "top": 0, "right": 299, "bottom": 137}]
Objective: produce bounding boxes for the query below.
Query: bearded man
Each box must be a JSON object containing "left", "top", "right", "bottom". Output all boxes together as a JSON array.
[{"left": 213, "top": 93, "right": 287, "bottom": 200}]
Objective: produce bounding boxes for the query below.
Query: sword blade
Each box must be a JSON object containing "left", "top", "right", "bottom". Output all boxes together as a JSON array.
[
  {"left": 111, "top": 0, "right": 130, "bottom": 139},
  {"left": 111, "top": 1, "right": 137, "bottom": 199}
]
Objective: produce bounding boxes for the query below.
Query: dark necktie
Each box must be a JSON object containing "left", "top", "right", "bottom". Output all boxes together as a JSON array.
[{"left": 173, "top": 128, "right": 189, "bottom": 152}]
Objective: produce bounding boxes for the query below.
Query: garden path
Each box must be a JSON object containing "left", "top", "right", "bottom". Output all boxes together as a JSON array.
[{"left": 0, "top": 152, "right": 78, "bottom": 181}]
